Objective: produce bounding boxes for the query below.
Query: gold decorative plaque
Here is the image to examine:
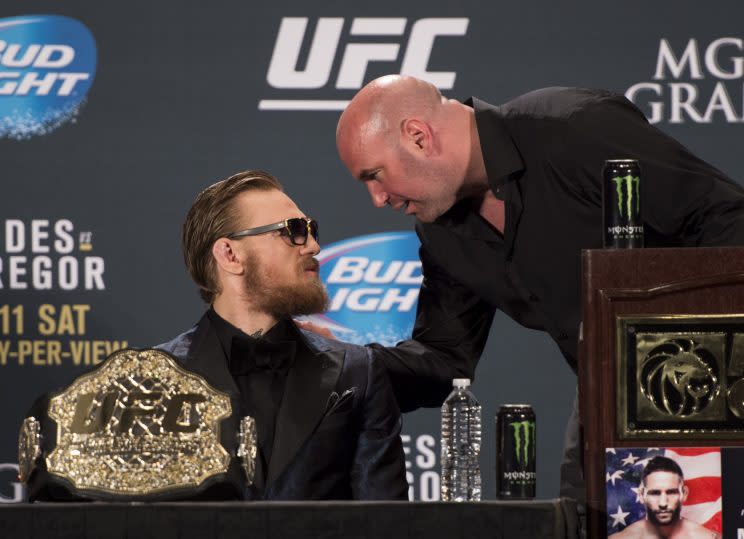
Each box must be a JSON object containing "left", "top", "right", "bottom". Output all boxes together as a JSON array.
[
  {"left": 617, "top": 315, "right": 744, "bottom": 440},
  {"left": 237, "top": 416, "right": 257, "bottom": 486},
  {"left": 46, "top": 348, "right": 232, "bottom": 497},
  {"left": 18, "top": 416, "right": 41, "bottom": 482}
]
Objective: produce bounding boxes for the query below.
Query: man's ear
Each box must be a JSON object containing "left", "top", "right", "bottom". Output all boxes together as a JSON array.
[
  {"left": 681, "top": 483, "right": 689, "bottom": 503},
  {"left": 212, "top": 238, "right": 243, "bottom": 275},
  {"left": 401, "top": 118, "right": 434, "bottom": 155}
]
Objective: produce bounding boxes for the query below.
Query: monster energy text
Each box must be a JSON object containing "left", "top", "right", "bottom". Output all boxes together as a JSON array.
[
  {"left": 496, "top": 404, "right": 536, "bottom": 499},
  {"left": 602, "top": 159, "right": 645, "bottom": 248}
]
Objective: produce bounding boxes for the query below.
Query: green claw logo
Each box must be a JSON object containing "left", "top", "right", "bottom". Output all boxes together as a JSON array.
[
  {"left": 510, "top": 420, "right": 535, "bottom": 467},
  {"left": 612, "top": 175, "right": 640, "bottom": 219}
]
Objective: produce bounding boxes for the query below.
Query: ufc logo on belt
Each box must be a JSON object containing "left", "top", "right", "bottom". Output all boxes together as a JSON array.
[{"left": 70, "top": 391, "right": 206, "bottom": 434}]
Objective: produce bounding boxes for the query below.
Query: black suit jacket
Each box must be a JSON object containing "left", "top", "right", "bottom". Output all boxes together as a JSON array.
[{"left": 157, "top": 313, "right": 408, "bottom": 500}]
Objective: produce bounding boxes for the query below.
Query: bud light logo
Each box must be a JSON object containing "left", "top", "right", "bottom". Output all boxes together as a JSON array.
[
  {"left": 0, "top": 15, "right": 97, "bottom": 140},
  {"left": 309, "top": 232, "right": 422, "bottom": 345}
]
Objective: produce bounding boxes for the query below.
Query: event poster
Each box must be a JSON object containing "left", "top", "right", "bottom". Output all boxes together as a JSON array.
[{"left": 606, "top": 447, "right": 744, "bottom": 538}]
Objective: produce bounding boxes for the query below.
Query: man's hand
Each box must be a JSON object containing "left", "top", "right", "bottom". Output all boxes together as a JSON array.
[{"left": 294, "top": 319, "right": 337, "bottom": 340}]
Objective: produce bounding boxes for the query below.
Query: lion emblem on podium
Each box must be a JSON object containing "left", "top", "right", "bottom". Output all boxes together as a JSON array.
[{"left": 639, "top": 338, "right": 719, "bottom": 417}]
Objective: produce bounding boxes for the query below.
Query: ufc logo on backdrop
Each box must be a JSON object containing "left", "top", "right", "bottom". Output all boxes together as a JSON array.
[{"left": 259, "top": 17, "right": 469, "bottom": 110}]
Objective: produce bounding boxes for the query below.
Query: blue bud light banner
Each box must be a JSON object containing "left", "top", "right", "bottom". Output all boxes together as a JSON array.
[
  {"left": 0, "top": 15, "right": 96, "bottom": 140},
  {"left": 311, "top": 232, "right": 422, "bottom": 346}
]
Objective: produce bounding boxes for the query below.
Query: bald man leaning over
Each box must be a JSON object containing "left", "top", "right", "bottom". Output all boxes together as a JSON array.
[{"left": 335, "top": 75, "right": 744, "bottom": 501}]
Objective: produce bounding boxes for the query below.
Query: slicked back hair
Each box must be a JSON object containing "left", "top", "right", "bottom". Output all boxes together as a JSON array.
[{"left": 182, "top": 170, "right": 282, "bottom": 303}]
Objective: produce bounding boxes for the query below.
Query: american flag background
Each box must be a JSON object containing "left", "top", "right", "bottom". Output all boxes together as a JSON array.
[{"left": 606, "top": 447, "right": 722, "bottom": 537}]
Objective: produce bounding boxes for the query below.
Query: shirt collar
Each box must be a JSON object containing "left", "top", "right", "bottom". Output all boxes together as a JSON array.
[
  {"left": 464, "top": 96, "right": 525, "bottom": 191},
  {"left": 423, "top": 98, "right": 525, "bottom": 243},
  {"left": 207, "top": 307, "right": 298, "bottom": 362}
]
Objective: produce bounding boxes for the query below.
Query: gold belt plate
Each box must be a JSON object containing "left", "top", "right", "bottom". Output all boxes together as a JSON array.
[{"left": 46, "top": 348, "right": 232, "bottom": 497}]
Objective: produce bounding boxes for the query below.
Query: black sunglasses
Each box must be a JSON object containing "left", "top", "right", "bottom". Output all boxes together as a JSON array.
[{"left": 227, "top": 217, "right": 319, "bottom": 246}]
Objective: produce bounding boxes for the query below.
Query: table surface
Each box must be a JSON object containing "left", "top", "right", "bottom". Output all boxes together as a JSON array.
[{"left": 0, "top": 498, "right": 579, "bottom": 539}]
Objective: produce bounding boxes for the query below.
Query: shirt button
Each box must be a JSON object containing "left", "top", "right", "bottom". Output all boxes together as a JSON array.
[{"left": 529, "top": 294, "right": 538, "bottom": 302}]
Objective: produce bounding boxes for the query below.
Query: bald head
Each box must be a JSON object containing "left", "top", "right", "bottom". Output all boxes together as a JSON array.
[
  {"left": 337, "top": 75, "right": 442, "bottom": 151},
  {"left": 335, "top": 75, "right": 485, "bottom": 223}
]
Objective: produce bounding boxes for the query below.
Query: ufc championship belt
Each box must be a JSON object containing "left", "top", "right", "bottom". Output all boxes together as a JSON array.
[{"left": 19, "top": 348, "right": 257, "bottom": 501}]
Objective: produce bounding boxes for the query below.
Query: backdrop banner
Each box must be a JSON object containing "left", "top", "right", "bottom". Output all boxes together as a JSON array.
[{"left": 2, "top": 0, "right": 743, "bottom": 502}]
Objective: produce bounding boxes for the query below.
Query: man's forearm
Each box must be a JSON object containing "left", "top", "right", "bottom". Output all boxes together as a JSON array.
[{"left": 367, "top": 339, "right": 477, "bottom": 412}]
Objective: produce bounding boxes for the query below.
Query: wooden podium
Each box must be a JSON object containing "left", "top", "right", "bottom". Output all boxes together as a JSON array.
[{"left": 579, "top": 247, "right": 744, "bottom": 538}]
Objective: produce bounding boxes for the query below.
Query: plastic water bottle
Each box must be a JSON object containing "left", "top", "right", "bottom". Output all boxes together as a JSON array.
[{"left": 440, "top": 378, "right": 482, "bottom": 501}]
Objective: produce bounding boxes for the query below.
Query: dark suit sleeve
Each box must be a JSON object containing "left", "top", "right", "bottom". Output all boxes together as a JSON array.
[
  {"left": 350, "top": 350, "right": 408, "bottom": 500},
  {"left": 367, "top": 244, "right": 496, "bottom": 412}
]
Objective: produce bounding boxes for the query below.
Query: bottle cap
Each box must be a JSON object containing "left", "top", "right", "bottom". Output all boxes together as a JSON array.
[{"left": 452, "top": 378, "right": 471, "bottom": 388}]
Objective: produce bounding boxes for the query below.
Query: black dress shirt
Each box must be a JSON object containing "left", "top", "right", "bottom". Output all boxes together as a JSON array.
[
  {"left": 370, "top": 87, "right": 744, "bottom": 412},
  {"left": 207, "top": 308, "right": 297, "bottom": 488}
]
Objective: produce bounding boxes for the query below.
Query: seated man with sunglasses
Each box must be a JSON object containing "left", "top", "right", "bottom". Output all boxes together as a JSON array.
[{"left": 157, "top": 170, "right": 408, "bottom": 500}]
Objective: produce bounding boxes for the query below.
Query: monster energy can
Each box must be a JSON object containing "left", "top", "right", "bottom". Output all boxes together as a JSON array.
[
  {"left": 602, "top": 159, "right": 644, "bottom": 248},
  {"left": 496, "top": 404, "right": 536, "bottom": 499}
]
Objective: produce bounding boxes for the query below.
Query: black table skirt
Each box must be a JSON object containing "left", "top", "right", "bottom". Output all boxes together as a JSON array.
[{"left": 0, "top": 499, "right": 579, "bottom": 539}]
